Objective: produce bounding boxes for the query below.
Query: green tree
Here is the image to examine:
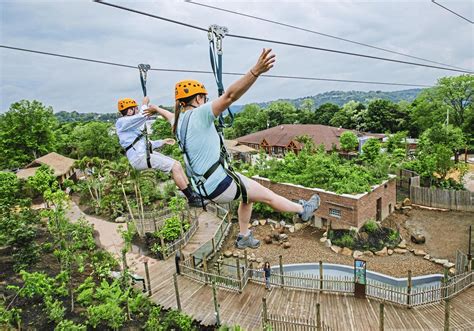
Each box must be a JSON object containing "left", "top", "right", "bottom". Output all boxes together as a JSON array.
[
  {"left": 361, "top": 99, "right": 407, "bottom": 133},
  {"left": 360, "top": 138, "right": 381, "bottom": 164},
  {"left": 329, "top": 101, "right": 365, "bottom": 129},
  {"left": 339, "top": 131, "right": 359, "bottom": 152},
  {"left": 226, "top": 104, "right": 268, "bottom": 138},
  {"left": 0, "top": 100, "right": 58, "bottom": 169},
  {"left": 314, "top": 103, "right": 340, "bottom": 125},
  {"left": 71, "top": 122, "right": 122, "bottom": 160}
]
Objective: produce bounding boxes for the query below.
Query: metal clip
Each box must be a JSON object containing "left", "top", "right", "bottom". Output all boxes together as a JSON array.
[
  {"left": 208, "top": 24, "right": 228, "bottom": 54},
  {"left": 138, "top": 63, "right": 151, "bottom": 81}
]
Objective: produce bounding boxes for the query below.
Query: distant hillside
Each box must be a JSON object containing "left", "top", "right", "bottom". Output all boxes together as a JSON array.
[
  {"left": 230, "top": 88, "right": 423, "bottom": 113},
  {"left": 55, "top": 111, "right": 118, "bottom": 123}
]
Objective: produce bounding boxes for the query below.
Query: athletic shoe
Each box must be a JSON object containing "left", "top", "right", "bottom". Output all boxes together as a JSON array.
[
  {"left": 187, "top": 192, "right": 209, "bottom": 208},
  {"left": 298, "top": 194, "right": 320, "bottom": 222},
  {"left": 236, "top": 231, "right": 260, "bottom": 249}
]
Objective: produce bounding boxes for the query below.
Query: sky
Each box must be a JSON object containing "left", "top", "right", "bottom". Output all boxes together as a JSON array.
[{"left": 1, "top": 0, "right": 473, "bottom": 114}]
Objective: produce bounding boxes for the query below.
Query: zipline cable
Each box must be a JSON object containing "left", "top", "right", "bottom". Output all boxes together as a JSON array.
[
  {"left": 0, "top": 45, "right": 433, "bottom": 87},
  {"left": 431, "top": 0, "right": 473, "bottom": 24},
  {"left": 93, "top": 0, "right": 473, "bottom": 74},
  {"left": 186, "top": 0, "right": 471, "bottom": 72}
]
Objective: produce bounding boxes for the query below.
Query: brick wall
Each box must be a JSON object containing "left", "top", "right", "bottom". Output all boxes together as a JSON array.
[{"left": 252, "top": 176, "right": 396, "bottom": 230}]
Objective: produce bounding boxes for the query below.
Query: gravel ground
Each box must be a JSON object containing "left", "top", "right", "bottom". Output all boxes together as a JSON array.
[{"left": 217, "top": 207, "right": 473, "bottom": 278}]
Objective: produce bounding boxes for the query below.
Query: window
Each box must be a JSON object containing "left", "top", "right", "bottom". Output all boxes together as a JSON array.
[{"left": 329, "top": 208, "right": 341, "bottom": 218}]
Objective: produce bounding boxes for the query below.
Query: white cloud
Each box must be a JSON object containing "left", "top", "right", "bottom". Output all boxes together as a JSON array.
[{"left": 1, "top": 0, "right": 472, "bottom": 113}]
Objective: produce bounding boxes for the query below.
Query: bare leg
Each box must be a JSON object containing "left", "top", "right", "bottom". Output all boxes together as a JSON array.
[
  {"left": 170, "top": 161, "right": 189, "bottom": 190},
  {"left": 238, "top": 201, "right": 253, "bottom": 234}
]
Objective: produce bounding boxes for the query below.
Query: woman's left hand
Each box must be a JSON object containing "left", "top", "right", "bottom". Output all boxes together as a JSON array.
[{"left": 143, "top": 105, "right": 157, "bottom": 117}]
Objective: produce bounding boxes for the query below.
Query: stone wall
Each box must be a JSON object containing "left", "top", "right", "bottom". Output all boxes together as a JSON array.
[{"left": 252, "top": 176, "right": 396, "bottom": 230}]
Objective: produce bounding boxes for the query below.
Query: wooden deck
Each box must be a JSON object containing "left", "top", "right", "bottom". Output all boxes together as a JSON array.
[{"left": 136, "top": 210, "right": 474, "bottom": 330}]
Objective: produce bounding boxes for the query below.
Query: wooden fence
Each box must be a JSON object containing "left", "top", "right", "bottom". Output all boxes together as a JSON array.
[
  {"left": 265, "top": 314, "right": 332, "bottom": 331},
  {"left": 161, "top": 216, "right": 199, "bottom": 259}
]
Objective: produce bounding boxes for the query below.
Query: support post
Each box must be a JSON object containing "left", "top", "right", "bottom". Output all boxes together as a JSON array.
[
  {"left": 144, "top": 260, "right": 152, "bottom": 297},
  {"left": 316, "top": 302, "right": 321, "bottom": 331},
  {"left": 122, "top": 250, "right": 128, "bottom": 273},
  {"left": 212, "top": 281, "right": 220, "bottom": 326},
  {"left": 191, "top": 255, "right": 196, "bottom": 269},
  {"left": 443, "top": 267, "right": 449, "bottom": 298},
  {"left": 212, "top": 238, "right": 216, "bottom": 255},
  {"left": 444, "top": 298, "right": 450, "bottom": 331},
  {"left": 319, "top": 261, "right": 324, "bottom": 291},
  {"left": 379, "top": 302, "right": 384, "bottom": 331},
  {"left": 468, "top": 225, "right": 472, "bottom": 271},
  {"left": 244, "top": 249, "right": 248, "bottom": 270},
  {"left": 262, "top": 297, "right": 268, "bottom": 329},
  {"left": 173, "top": 273, "right": 181, "bottom": 311},
  {"left": 407, "top": 270, "right": 412, "bottom": 308},
  {"left": 279, "top": 255, "right": 284, "bottom": 287},
  {"left": 203, "top": 256, "right": 208, "bottom": 285},
  {"left": 236, "top": 258, "right": 242, "bottom": 292},
  {"left": 160, "top": 235, "right": 166, "bottom": 259}
]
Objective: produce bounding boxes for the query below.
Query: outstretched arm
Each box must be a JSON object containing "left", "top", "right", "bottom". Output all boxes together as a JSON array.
[
  {"left": 212, "top": 48, "right": 275, "bottom": 117},
  {"left": 143, "top": 104, "right": 175, "bottom": 125}
]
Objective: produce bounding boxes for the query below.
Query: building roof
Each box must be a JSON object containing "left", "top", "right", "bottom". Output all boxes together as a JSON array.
[
  {"left": 22, "top": 152, "right": 76, "bottom": 178},
  {"left": 224, "top": 140, "right": 257, "bottom": 154},
  {"left": 237, "top": 124, "right": 384, "bottom": 151}
]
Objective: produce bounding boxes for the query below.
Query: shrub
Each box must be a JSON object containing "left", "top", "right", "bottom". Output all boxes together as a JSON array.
[
  {"left": 335, "top": 233, "right": 355, "bottom": 248},
  {"left": 144, "top": 306, "right": 164, "bottom": 331},
  {"left": 363, "top": 220, "right": 378, "bottom": 234},
  {"left": 162, "top": 310, "right": 194, "bottom": 331}
]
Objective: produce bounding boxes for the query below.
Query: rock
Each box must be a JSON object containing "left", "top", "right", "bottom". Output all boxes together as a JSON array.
[
  {"left": 283, "top": 242, "right": 291, "bottom": 249},
  {"left": 443, "top": 262, "right": 455, "bottom": 268},
  {"left": 272, "top": 232, "right": 280, "bottom": 241},
  {"left": 323, "top": 231, "right": 328, "bottom": 237},
  {"left": 250, "top": 253, "right": 256, "bottom": 259},
  {"left": 394, "top": 203, "right": 402, "bottom": 210},
  {"left": 331, "top": 246, "right": 341, "bottom": 254},
  {"left": 341, "top": 247, "right": 353, "bottom": 256},
  {"left": 259, "top": 219, "right": 267, "bottom": 226},
  {"left": 359, "top": 232, "right": 369, "bottom": 242},
  {"left": 280, "top": 220, "right": 286, "bottom": 227},
  {"left": 434, "top": 259, "right": 449, "bottom": 265},
  {"left": 279, "top": 233, "right": 288, "bottom": 241},
  {"left": 115, "top": 216, "right": 127, "bottom": 223},
  {"left": 414, "top": 249, "right": 427, "bottom": 256},
  {"left": 247, "top": 223, "right": 252, "bottom": 229},
  {"left": 424, "top": 254, "right": 430, "bottom": 260},
  {"left": 256, "top": 257, "right": 263, "bottom": 264},
  {"left": 288, "top": 226, "right": 295, "bottom": 233},
  {"left": 353, "top": 250, "right": 363, "bottom": 258},
  {"left": 325, "top": 239, "right": 332, "bottom": 247},
  {"left": 388, "top": 249, "right": 393, "bottom": 256},
  {"left": 363, "top": 250, "right": 374, "bottom": 257},
  {"left": 232, "top": 251, "right": 239, "bottom": 258},
  {"left": 409, "top": 248, "right": 415, "bottom": 253},
  {"left": 294, "top": 223, "right": 306, "bottom": 231},
  {"left": 394, "top": 248, "right": 408, "bottom": 254},
  {"left": 267, "top": 218, "right": 277, "bottom": 225},
  {"left": 397, "top": 240, "right": 407, "bottom": 249},
  {"left": 249, "top": 257, "right": 256, "bottom": 262},
  {"left": 223, "top": 250, "right": 232, "bottom": 258},
  {"left": 264, "top": 236, "right": 272, "bottom": 244},
  {"left": 275, "top": 223, "right": 281, "bottom": 229},
  {"left": 252, "top": 220, "right": 259, "bottom": 227},
  {"left": 403, "top": 198, "right": 412, "bottom": 206},
  {"left": 257, "top": 262, "right": 264, "bottom": 269},
  {"left": 278, "top": 227, "right": 286, "bottom": 234},
  {"left": 320, "top": 237, "right": 327, "bottom": 243},
  {"left": 375, "top": 247, "right": 388, "bottom": 256},
  {"left": 448, "top": 268, "right": 456, "bottom": 276},
  {"left": 401, "top": 206, "right": 412, "bottom": 210},
  {"left": 411, "top": 234, "right": 426, "bottom": 244}
]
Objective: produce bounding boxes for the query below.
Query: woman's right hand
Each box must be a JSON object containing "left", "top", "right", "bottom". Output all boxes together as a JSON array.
[{"left": 252, "top": 48, "right": 276, "bottom": 76}]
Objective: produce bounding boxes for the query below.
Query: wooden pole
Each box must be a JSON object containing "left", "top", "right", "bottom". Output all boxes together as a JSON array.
[
  {"left": 212, "top": 238, "right": 216, "bottom": 255},
  {"left": 144, "top": 260, "right": 152, "bottom": 296},
  {"left": 444, "top": 298, "right": 450, "bottom": 331},
  {"left": 122, "top": 250, "right": 128, "bottom": 271},
  {"left": 379, "top": 302, "right": 384, "bottom": 331},
  {"left": 244, "top": 249, "right": 248, "bottom": 270},
  {"left": 316, "top": 302, "right": 321, "bottom": 331},
  {"left": 203, "top": 256, "right": 209, "bottom": 285},
  {"left": 173, "top": 273, "right": 181, "bottom": 311},
  {"left": 319, "top": 261, "right": 324, "bottom": 292},
  {"left": 279, "top": 255, "right": 284, "bottom": 287},
  {"left": 407, "top": 270, "right": 412, "bottom": 308},
  {"left": 236, "top": 258, "right": 242, "bottom": 292},
  {"left": 191, "top": 255, "right": 196, "bottom": 269},
  {"left": 212, "top": 281, "right": 221, "bottom": 326},
  {"left": 160, "top": 235, "right": 166, "bottom": 259},
  {"left": 262, "top": 297, "right": 268, "bottom": 329},
  {"left": 468, "top": 225, "right": 472, "bottom": 271},
  {"left": 443, "top": 267, "right": 449, "bottom": 298}
]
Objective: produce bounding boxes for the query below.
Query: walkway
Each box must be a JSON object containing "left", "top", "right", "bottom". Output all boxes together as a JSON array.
[{"left": 66, "top": 201, "right": 474, "bottom": 330}]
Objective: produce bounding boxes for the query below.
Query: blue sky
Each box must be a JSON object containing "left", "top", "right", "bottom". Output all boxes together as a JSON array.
[{"left": 1, "top": 0, "right": 473, "bottom": 114}]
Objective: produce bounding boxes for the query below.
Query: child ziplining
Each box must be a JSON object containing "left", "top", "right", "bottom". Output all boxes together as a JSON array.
[
  {"left": 144, "top": 49, "right": 320, "bottom": 250},
  {"left": 115, "top": 96, "right": 206, "bottom": 208}
]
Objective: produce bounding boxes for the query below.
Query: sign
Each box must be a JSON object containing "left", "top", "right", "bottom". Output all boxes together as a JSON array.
[{"left": 354, "top": 259, "right": 367, "bottom": 298}]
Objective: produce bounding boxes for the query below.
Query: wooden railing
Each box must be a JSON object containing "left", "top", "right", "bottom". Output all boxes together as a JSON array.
[
  {"left": 161, "top": 215, "right": 199, "bottom": 259},
  {"left": 265, "top": 313, "right": 332, "bottom": 331}
]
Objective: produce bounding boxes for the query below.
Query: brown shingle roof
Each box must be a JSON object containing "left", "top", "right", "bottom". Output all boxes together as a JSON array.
[
  {"left": 237, "top": 124, "right": 384, "bottom": 151},
  {"left": 224, "top": 140, "right": 257, "bottom": 154},
  {"left": 25, "top": 152, "right": 76, "bottom": 177}
]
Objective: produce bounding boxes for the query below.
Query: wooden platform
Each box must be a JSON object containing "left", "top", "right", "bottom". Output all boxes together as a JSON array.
[{"left": 139, "top": 210, "right": 474, "bottom": 330}]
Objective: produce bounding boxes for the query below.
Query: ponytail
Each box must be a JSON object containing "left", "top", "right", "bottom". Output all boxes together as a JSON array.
[{"left": 172, "top": 94, "right": 204, "bottom": 133}]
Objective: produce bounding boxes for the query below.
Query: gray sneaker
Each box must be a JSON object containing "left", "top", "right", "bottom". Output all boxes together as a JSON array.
[
  {"left": 236, "top": 231, "right": 260, "bottom": 249},
  {"left": 298, "top": 194, "right": 320, "bottom": 222}
]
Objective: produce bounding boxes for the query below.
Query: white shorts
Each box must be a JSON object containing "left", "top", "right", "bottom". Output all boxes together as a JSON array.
[
  {"left": 211, "top": 173, "right": 251, "bottom": 204},
  {"left": 130, "top": 152, "right": 175, "bottom": 173}
]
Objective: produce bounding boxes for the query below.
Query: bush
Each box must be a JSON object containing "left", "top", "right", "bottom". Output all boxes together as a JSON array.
[
  {"left": 334, "top": 233, "right": 355, "bottom": 248},
  {"left": 163, "top": 310, "right": 195, "bottom": 331},
  {"left": 363, "top": 220, "right": 378, "bottom": 234}
]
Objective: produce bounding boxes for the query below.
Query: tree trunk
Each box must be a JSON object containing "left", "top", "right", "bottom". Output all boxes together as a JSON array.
[{"left": 121, "top": 183, "right": 135, "bottom": 223}]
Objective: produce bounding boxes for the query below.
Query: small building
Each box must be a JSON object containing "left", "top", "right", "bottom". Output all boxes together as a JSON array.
[
  {"left": 224, "top": 140, "right": 257, "bottom": 164},
  {"left": 253, "top": 175, "right": 396, "bottom": 230},
  {"left": 237, "top": 124, "right": 384, "bottom": 157},
  {"left": 16, "top": 152, "right": 77, "bottom": 184}
]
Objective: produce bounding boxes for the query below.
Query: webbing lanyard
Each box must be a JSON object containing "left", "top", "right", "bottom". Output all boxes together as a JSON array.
[{"left": 138, "top": 63, "right": 152, "bottom": 168}]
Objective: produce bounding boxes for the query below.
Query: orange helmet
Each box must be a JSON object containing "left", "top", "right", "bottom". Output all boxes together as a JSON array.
[
  {"left": 117, "top": 98, "right": 138, "bottom": 112},
  {"left": 175, "top": 80, "right": 207, "bottom": 100}
]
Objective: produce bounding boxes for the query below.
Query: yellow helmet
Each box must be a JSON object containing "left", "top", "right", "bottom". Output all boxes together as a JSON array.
[
  {"left": 117, "top": 98, "right": 138, "bottom": 112},
  {"left": 175, "top": 80, "right": 207, "bottom": 100}
]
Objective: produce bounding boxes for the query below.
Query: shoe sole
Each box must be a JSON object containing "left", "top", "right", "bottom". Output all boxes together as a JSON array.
[{"left": 235, "top": 243, "right": 260, "bottom": 250}]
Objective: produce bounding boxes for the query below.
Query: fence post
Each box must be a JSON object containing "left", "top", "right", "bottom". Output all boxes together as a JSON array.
[
  {"left": 122, "top": 250, "right": 128, "bottom": 271},
  {"left": 319, "top": 261, "right": 324, "bottom": 292},
  {"left": 379, "top": 302, "right": 384, "bottom": 331},
  {"left": 444, "top": 298, "right": 450, "bottom": 331},
  {"left": 212, "top": 281, "right": 220, "bottom": 326},
  {"left": 203, "top": 256, "right": 209, "bottom": 285},
  {"left": 249, "top": 262, "right": 254, "bottom": 279},
  {"left": 236, "top": 258, "right": 242, "bottom": 293},
  {"left": 244, "top": 250, "right": 248, "bottom": 270},
  {"left": 144, "top": 259, "right": 152, "bottom": 297},
  {"left": 468, "top": 225, "right": 472, "bottom": 271},
  {"left": 279, "top": 255, "right": 284, "bottom": 288},
  {"left": 212, "top": 238, "right": 216, "bottom": 255},
  {"left": 406, "top": 270, "right": 412, "bottom": 308},
  {"left": 316, "top": 302, "right": 321, "bottom": 331},
  {"left": 173, "top": 273, "right": 181, "bottom": 311},
  {"left": 443, "top": 267, "right": 449, "bottom": 298},
  {"left": 160, "top": 235, "right": 166, "bottom": 259},
  {"left": 262, "top": 297, "right": 268, "bottom": 329}
]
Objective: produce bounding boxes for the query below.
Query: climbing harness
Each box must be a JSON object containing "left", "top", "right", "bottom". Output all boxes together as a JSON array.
[
  {"left": 175, "top": 24, "right": 248, "bottom": 206},
  {"left": 123, "top": 64, "right": 153, "bottom": 168}
]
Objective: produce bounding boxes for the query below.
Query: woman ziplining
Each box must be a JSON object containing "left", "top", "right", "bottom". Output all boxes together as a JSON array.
[{"left": 144, "top": 49, "right": 320, "bottom": 250}]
